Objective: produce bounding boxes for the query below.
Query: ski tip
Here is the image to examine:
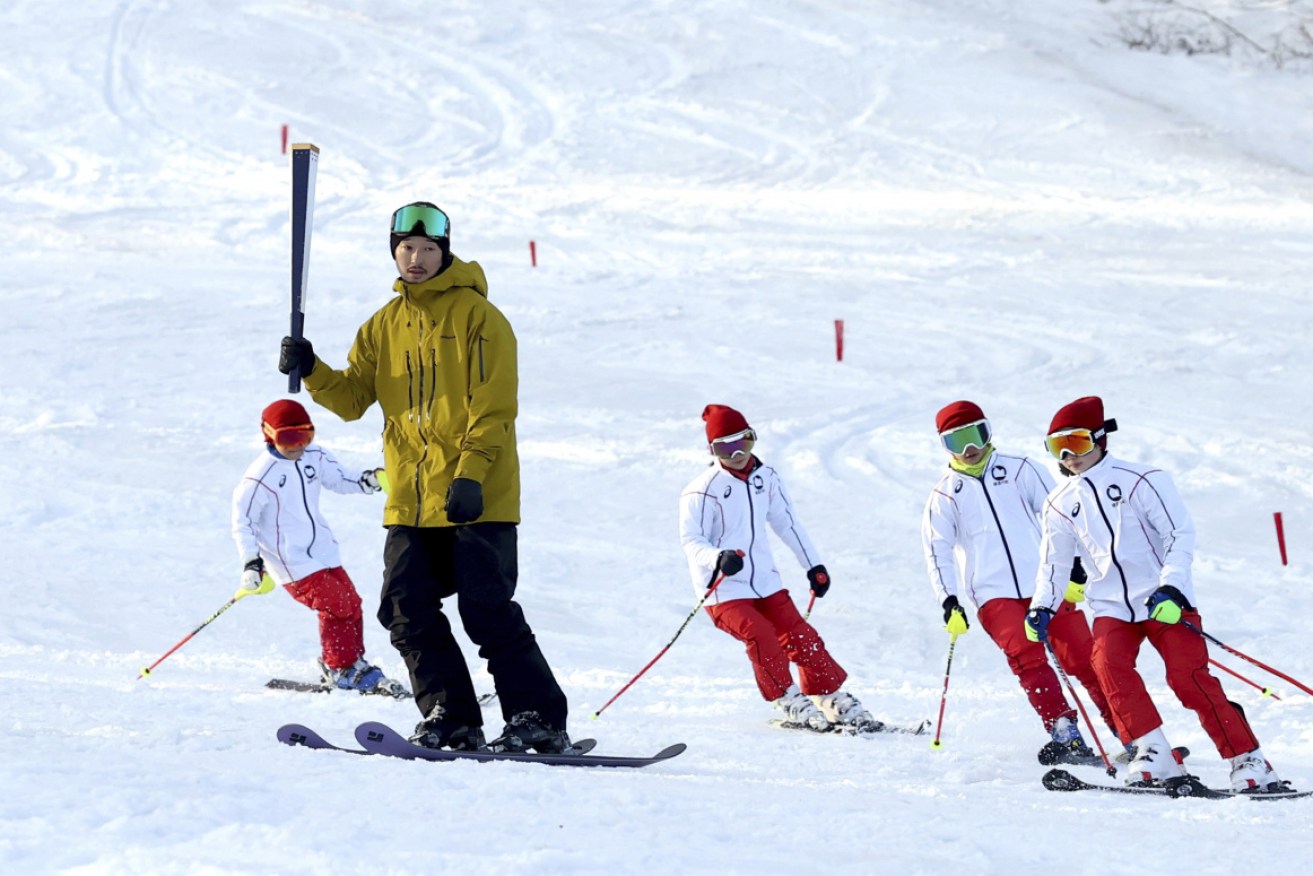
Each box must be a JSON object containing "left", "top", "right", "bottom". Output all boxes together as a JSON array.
[{"left": 654, "top": 743, "right": 688, "bottom": 759}]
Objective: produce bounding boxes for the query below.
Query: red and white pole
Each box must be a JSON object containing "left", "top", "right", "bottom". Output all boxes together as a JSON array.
[
  {"left": 281, "top": 125, "right": 289, "bottom": 154},
  {"left": 529, "top": 240, "right": 537, "bottom": 267},
  {"left": 834, "top": 319, "right": 844, "bottom": 362}
]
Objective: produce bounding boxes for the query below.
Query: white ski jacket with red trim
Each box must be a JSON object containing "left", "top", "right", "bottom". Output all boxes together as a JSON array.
[
  {"left": 921, "top": 449, "right": 1055, "bottom": 611},
  {"left": 679, "top": 458, "right": 822, "bottom": 604},
  {"left": 232, "top": 445, "right": 374, "bottom": 586},
  {"left": 1030, "top": 452, "right": 1196, "bottom": 622}
]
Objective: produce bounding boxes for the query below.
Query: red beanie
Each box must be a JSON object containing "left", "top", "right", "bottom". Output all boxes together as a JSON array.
[
  {"left": 262, "top": 399, "right": 313, "bottom": 439},
  {"left": 702, "top": 404, "right": 751, "bottom": 441},
  {"left": 935, "top": 400, "right": 986, "bottom": 433},
  {"left": 1049, "top": 396, "right": 1104, "bottom": 434}
]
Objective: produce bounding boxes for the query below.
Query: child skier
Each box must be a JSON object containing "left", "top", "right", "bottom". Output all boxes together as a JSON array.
[
  {"left": 678, "top": 404, "right": 882, "bottom": 733},
  {"left": 1026, "top": 396, "right": 1282, "bottom": 791},
  {"left": 921, "top": 400, "right": 1116, "bottom": 765},
  {"left": 232, "top": 399, "right": 407, "bottom": 697}
]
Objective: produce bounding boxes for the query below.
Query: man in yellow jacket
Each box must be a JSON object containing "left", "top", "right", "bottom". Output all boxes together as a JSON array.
[{"left": 279, "top": 202, "right": 571, "bottom": 754}]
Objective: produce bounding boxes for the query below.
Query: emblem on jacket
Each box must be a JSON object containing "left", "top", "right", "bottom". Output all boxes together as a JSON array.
[
  {"left": 953, "top": 479, "right": 963, "bottom": 494},
  {"left": 279, "top": 475, "right": 287, "bottom": 487},
  {"left": 751, "top": 474, "right": 765, "bottom": 494},
  {"left": 723, "top": 485, "right": 732, "bottom": 499},
  {"left": 1071, "top": 501, "right": 1081, "bottom": 518},
  {"left": 991, "top": 464, "right": 1008, "bottom": 483},
  {"left": 1106, "top": 484, "right": 1123, "bottom": 504},
  {"left": 304, "top": 465, "right": 317, "bottom": 481}
]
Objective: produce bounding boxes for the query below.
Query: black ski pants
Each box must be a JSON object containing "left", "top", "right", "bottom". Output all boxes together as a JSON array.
[{"left": 377, "top": 523, "right": 568, "bottom": 732}]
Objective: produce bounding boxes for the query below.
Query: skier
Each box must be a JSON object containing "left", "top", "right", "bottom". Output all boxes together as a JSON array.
[
  {"left": 232, "top": 399, "right": 407, "bottom": 697},
  {"left": 922, "top": 400, "right": 1115, "bottom": 765},
  {"left": 277, "top": 201, "right": 571, "bottom": 754},
  {"left": 1026, "top": 396, "right": 1282, "bottom": 791},
  {"left": 679, "top": 404, "right": 883, "bottom": 733}
]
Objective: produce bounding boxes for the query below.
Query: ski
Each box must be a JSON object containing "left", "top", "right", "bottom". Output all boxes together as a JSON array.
[
  {"left": 1042, "top": 768, "right": 1173, "bottom": 796},
  {"left": 1165, "top": 776, "right": 1312, "bottom": 801},
  {"left": 355, "top": 721, "right": 684, "bottom": 768},
  {"left": 771, "top": 718, "right": 930, "bottom": 737},
  {"left": 1039, "top": 744, "right": 1190, "bottom": 769},
  {"left": 265, "top": 679, "right": 496, "bottom": 705},
  {"left": 277, "top": 723, "right": 368, "bottom": 755}
]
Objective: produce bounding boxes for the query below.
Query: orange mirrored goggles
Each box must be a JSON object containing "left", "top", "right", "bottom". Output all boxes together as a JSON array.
[
  {"left": 1045, "top": 428, "right": 1100, "bottom": 459},
  {"left": 263, "top": 422, "right": 315, "bottom": 449}
]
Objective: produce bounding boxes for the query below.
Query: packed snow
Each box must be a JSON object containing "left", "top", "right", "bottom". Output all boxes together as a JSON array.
[{"left": 3, "top": 1, "right": 1312, "bottom": 874}]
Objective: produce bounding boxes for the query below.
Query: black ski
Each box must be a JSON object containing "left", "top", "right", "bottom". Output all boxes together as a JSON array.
[
  {"left": 1042, "top": 768, "right": 1173, "bottom": 796},
  {"left": 1165, "top": 776, "right": 1312, "bottom": 801},
  {"left": 355, "top": 721, "right": 684, "bottom": 768},
  {"left": 276, "top": 723, "right": 597, "bottom": 757},
  {"left": 265, "top": 679, "right": 496, "bottom": 705}
]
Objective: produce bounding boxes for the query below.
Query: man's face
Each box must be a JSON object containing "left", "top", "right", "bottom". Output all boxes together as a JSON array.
[{"left": 395, "top": 237, "right": 444, "bottom": 283}]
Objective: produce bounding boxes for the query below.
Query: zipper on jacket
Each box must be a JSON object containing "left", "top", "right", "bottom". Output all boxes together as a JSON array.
[
  {"left": 971, "top": 476, "right": 1022, "bottom": 598},
  {"left": 744, "top": 476, "right": 761, "bottom": 597},
  {"left": 477, "top": 336, "right": 486, "bottom": 382},
  {"left": 296, "top": 461, "right": 317, "bottom": 558},
  {"left": 1088, "top": 481, "right": 1134, "bottom": 618}
]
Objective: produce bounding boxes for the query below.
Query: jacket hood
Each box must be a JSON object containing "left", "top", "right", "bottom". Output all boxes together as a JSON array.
[{"left": 393, "top": 255, "right": 488, "bottom": 302}]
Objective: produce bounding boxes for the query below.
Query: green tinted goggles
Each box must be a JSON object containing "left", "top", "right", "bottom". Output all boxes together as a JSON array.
[
  {"left": 940, "top": 419, "right": 991, "bottom": 455},
  {"left": 391, "top": 203, "right": 450, "bottom": 238}
]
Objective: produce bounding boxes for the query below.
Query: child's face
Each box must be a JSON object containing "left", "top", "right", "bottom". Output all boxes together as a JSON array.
[{"left": 278, "top": 444, "right": 307, "bottom": 461}]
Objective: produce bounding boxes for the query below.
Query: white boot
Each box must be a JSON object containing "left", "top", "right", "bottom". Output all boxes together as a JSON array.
[
  {"left": 812, "top": 690, "right": 882, "bottom": 733},
  {"left": 1229, "top": 748, "right": 1280, "bottom": 793},
  {"left": 1124, "top": 726, "right": 1185, "bottom": 787},
  {"left": 773, "top": 685, "right": 831, "bottom": 731}
]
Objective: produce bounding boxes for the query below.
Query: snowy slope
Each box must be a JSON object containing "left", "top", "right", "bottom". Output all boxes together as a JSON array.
[{"left": 2, "top": 1, "right": 1312, "bottom": 873}]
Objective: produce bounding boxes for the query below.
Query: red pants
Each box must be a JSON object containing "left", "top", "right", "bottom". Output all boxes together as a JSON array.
[
  {"left": 1091, "top": 611, "right": 1257, "bottom": 757},
  {"left": 284, "top": 566, "right": 365, "bottom": 670},
  {"left": 977, "top": 598, "right": 1115, "bottom": 734},
  {"left": 706, "top": 590, "right": 847, "bottom": 701}
]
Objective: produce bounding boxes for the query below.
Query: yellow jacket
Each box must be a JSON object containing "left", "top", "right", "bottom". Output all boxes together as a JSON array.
[{"left": 303, "top": 256, "right": 520, "bottom": 526}]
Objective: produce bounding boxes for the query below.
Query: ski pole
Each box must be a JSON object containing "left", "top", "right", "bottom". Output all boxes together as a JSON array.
[
  {"left": 1044, "top": 639, "right": 1116, "bottom": 777},
  {"left": 930, "top": 632, "right": 959, "bottom": 749},
  {"left": 1209, "top": 658, "right": 1282, "bottom": 701},
  {"left": 591, "top": 557, "right": 740, "bottom": 720},
  {"left": 1184, "top": 621, "right": 1312, "bottom": 697},
  {"left": 803, "top": 592, "right": 816, "bottom": 620},
  {"left": 137, "top": 596, "right": 241, "bottom": 679}
]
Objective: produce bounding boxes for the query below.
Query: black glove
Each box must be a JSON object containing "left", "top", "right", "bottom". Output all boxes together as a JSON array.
[
  {"left": 444, "top": 478, "right": 484, "bottom": 523},
  {"left": 715, "top": 550, "right": 744, "bottom": 579},
  {"left": 279, "top": 336, "right": 316, "bottom": 376},
  {"left": 942, "top": 595, "right": 969, "bottom": 630},
  {"left": 807, "top": 565, "right": 830, "bottom": 598}
]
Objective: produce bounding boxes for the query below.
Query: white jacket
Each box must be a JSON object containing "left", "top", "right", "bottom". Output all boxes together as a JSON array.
[
  {"left": 679, "top": 458, "right": 822, "bottom": 604},
  {"left": 922, "top": 449, "right": 1055, "bottom": 610},
  {"left": 1031, "top": 452, "right": 1195, "bottom": 622},
  {"left": 232, "top": 445, "right": 374, "bottom": 585}
]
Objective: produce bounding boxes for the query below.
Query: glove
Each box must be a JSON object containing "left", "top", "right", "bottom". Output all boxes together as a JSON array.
[
  {"left": 444, "top": 477, "right": 484, "bottom": 523},
  {"left": 279, "top": 336, "right": 316, "bottom": 376},
  {"left": 359, "top": 469, "right": 382, "bottom": 494},
  {"left": 1025, "top": 607, "right": 1054, "bottom": 643},
  {"left": 807, "top": 565, "right": 830, "bottom": 598},
  {"left": 942, "top": 595, "right": 969, "bottom": 635},
  {"left": 235, "top": 558, "right": 274, "bottom": 600},
  {"left": 1063, "top": 581, "right": 1086, "bottom": 603},
  {"left": 715, "top": 550, "right": 745, "bottom": 579},
  {"left": 1146, "top": 585, "right": 1192, "bottom": 624}
]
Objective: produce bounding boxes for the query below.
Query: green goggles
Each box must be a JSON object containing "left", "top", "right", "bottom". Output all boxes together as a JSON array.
[
  {"left": 940, "top": 419, "right": 991, "bottom": 455},
  {"left": 391, "top": 203, "right": 450, "bottom": 238}
]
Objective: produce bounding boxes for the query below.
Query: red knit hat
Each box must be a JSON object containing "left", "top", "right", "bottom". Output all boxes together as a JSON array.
[
  {"left": 935, "top": 400, "right": 986, "bottom": 433},
  {"left": 261, "top": 399, "right": 314, "bottom": 445},
  {"left": 702, "top": 404, "right": 751, "bottom": 442},
  {"left": 1049, "top": 396, "right": 1116, "bottom": 447}
]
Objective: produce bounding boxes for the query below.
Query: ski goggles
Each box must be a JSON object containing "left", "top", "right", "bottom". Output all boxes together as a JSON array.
[
  {"left": 263, "top": 422, "right": 315, "bottom": 449},
  {"left": 1045, "top": 427, "right": 1101, "bottom": 459},
  {"left": 391, "top": 203, "right": 450, "bottom": 238},
  {"left": 710, "top": 429, "right": 756, "bottom": 459},
  {"left": 939, "top": 419, "right": 991, "bottom": 455}
]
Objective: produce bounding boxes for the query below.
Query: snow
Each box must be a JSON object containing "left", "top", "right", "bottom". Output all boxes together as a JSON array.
[{"left": 3, "top": 1, "right": 1312, "bottom": 873}]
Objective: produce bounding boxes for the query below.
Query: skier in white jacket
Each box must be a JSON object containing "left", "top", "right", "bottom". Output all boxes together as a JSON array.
[
  {"left": 232, "top": 399, "right": 406, "bottom": 697},
  {"left": 679, "top": 404, "right": 882, "bottom": 733},
  {"left": 922, "top": 400, "right": 1114, "bottom": 765},
  {"left": 1026, "top": 396, "right": 1281, "bottom": 792}
]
